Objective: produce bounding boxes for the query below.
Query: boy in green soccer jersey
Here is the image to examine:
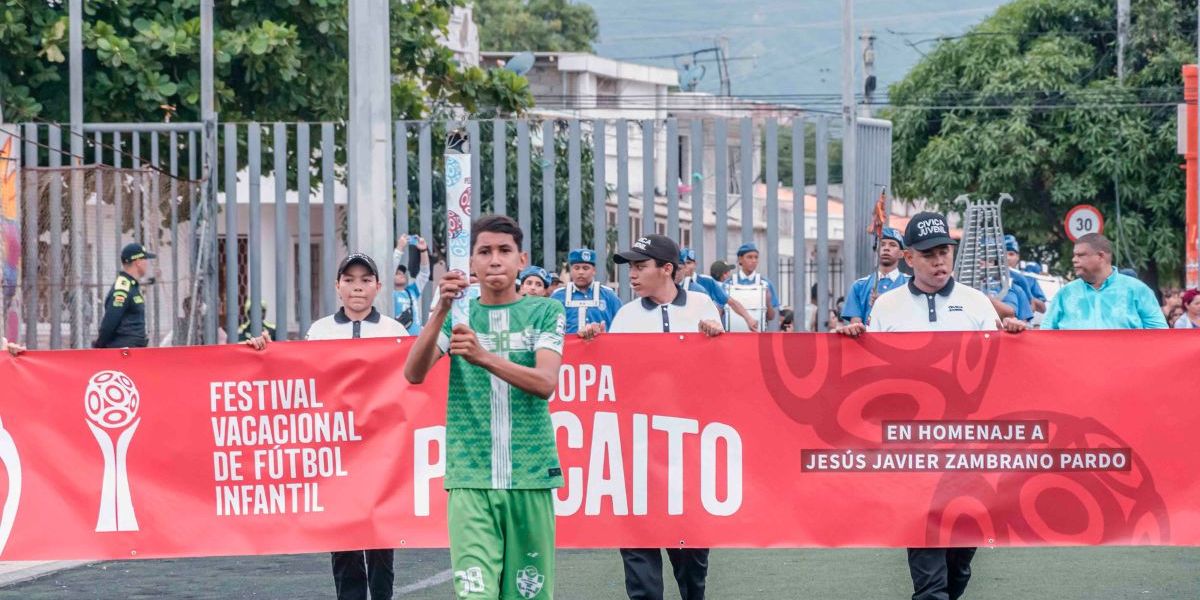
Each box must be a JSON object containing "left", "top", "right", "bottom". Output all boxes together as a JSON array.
[{"left": 404, "top": 215, "right": 566, "bottom": 600}]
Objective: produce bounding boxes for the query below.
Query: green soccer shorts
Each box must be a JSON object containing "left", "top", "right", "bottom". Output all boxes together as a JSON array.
[{"left": 448, "top": 488, "right": 556, "bottom": 600}]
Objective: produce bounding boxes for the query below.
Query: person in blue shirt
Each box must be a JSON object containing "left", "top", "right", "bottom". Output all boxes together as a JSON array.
[
  {"left": 678, "top": 248, "right": 759, "bottom": 331},
  {"left": 550, "top": 248, "right": 621, "bottom": 337},
  {"left": 727, "top": 243, "right": 780, "bottom": 325},
  {"left": 392, "top": 235, "right": 430, "bottom": 335},
  {"left": 842, "top": 227, "right": 910, "bottom": 325},
  {"left": 1043, "top": 233, "right": 1167, "bottom": 330},
  {"left": 518, "top": 266, "right": 551, "bottom": 297},
  {"left": 1003, "top": 235, "right": 1047, "bottom": 313}
]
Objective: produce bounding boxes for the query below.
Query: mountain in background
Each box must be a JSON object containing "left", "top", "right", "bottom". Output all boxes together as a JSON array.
[{"left": 580, "top": 0, "right": 1009, "bottom": 105}]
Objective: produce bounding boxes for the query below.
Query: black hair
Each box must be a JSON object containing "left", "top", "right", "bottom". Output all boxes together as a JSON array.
[
  {"left": 471, "top": 214, "right": 524, "bottom": 250},
  {"left": 653, "top": 258, "right": 677, "bottom": 278},
  {"left": 395, "top": 264, "right": 408, "bottom": 275},
  {"left": 1076, "top": 233, "right": 1112, "bottom": 255}
]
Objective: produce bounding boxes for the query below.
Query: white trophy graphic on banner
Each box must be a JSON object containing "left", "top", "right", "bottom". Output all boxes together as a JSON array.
[
  {"left": 84, "top": 370, "right": 140, "bottom": 533},
  {"left": 0, "top": 417, "right": 22, "bottom": 556}
]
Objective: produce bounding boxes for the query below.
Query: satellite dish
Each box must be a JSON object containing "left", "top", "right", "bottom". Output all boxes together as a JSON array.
[{"left": 504, "top": 52, "right": 535, "bottom": 76}]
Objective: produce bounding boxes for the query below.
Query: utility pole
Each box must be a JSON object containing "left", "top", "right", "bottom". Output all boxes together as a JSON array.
[
  {"left": 841, "top": 0, "right": 858, "bottom": 283},
  {"left": 1114, "top": 0, "right": 1130, "bottom": 266},
  {"left": 69, "top": 0, "right": 84, "bottom": 347},
  {"left": 860, "top": 30, "right": 876, "bottom": 118},
  {"left": 348, "top": 0, "right": 394, "bottom": 314}
]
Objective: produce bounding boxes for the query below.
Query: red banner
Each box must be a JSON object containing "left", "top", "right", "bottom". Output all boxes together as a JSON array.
[{"left": 0, "top": 331, "right": 1196, "bottom": 560}]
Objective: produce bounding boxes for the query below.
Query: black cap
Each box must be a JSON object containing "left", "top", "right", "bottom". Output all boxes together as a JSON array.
[
  {"left": 613, "top": 234, "right": 680, "bottom": 266},
  {"left": 904, "top": 212, "right": 958, "bottom": 251},
  {"left": 120, "top": 243, "right": 156, "bottom": 263},
  {"left": 337, "top": 252, "right": 380, "bottom": 279}
]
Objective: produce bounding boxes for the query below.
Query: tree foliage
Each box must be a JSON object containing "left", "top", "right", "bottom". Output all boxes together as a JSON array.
[
  {"left": 887, "top": 0, "right": 1191, "bottom": 285},
  {"left": 473, "top": 0, "right": 599, "bottom": 53},
  {"left": 0, "top": 0, "right": 532, "bottom": 123}
]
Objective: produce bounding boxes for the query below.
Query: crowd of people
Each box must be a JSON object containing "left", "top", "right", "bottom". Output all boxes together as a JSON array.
[{"left": 0, "top": 209, "right": 1190, "bottom": 600}]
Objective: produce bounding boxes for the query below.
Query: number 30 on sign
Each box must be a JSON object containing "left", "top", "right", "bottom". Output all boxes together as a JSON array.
[{"left": 1064, "top": 204, "right": 1104, "bottom": 241}]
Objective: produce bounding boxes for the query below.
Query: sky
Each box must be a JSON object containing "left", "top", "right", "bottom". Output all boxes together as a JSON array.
[{"left": 580, "top": 0, "right": 1011, "bottom": 105}]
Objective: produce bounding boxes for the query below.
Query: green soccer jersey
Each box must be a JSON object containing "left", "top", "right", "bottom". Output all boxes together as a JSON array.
[{"left": 438, "top": 295, "right": 566, "bottom": 490}]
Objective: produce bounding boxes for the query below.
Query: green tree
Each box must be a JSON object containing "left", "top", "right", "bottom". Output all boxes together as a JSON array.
[
  {"left": 765, "top": 126, "right": 844, "bottom": 187},
  {"left": 887, "top": 0, "right": 1189, "bottom": 287},
  {"left": 0, "top": 0, "right": 531, "bottom": 123},
  {"left": 474, "top": 0, "right": 599, "bottom": 52}
]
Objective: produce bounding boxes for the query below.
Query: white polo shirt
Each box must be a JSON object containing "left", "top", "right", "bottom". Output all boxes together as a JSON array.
[
  {"left": 868, "top": 278, "right": 999, "bottom": 332},
  {"left": 306, "top": 307, "right": 409, "bottom": 341},
  {"left": 610, "top": 286, "right": 723, "bottom": 333}
]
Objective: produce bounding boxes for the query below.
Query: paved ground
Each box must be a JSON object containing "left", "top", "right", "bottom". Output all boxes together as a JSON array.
[{"left": 2, "top": 547, "right": 1198, "bottom": 599}]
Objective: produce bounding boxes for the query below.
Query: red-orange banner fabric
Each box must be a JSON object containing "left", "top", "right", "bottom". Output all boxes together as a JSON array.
[{"left": 0, "top": 331, "right": 1194, "bottom": 560}]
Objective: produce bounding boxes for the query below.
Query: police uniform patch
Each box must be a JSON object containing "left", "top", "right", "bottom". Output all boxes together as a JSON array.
[
  {"left": 112, "top": 292, "right": 127, "bottom": 307},
  {"left": 114, "top": 277, "right": 131, "bottom": 293}
]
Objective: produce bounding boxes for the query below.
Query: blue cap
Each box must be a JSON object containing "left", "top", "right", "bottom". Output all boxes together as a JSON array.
[
  {"left": 881, "top": 227, "right": 904, "bottom": 248},
  {"left": 679, "top": 247, "right": 696, "bottom": 263},
  {"left": 1004, "top": 234, "right": 1020, "bottom": 253},
  {"left": 1022, "top": 263, "right": 1043, "bottom": 274},
  {"left": 519, "top": 266, "right": 551, "bottom": 286},
  {"left": 736, "top": 243, "right": 758, "bottom": 257},
  {"left": 568, "top": 248, "right": 596, "bottom": 265}
]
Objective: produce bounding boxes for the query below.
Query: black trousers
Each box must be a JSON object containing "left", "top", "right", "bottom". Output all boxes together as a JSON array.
[
  {"left": 907, "top": 547, "right": 976, "bottom": 600},
  {"left": 331, "top": 549, "right": 394, "bottom": 600},
  {"left": 620, "top": 547, "right": 709, "bottom": 600}
]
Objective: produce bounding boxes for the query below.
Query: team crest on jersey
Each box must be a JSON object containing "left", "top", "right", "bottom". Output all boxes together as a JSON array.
[{"left": 515, "top": 566, "right": 545, "bottom": 599}]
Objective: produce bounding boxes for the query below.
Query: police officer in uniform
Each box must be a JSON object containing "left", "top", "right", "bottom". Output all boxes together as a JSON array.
[
  {"left": 238, "top": 299, "right": 278, "bottom": 342},
  {"left": 94, "top": 243, "right": 155, "bottom": 349},
  {"left": 836, "top": 212, "right": 1025, "bottom": 600},
  {"left": 550, "top": 248, "right": 622, "bottom": 337}
]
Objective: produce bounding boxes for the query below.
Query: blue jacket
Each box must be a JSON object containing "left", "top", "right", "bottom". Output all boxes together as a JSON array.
[{"left": 842, "top": 270, "right": 910, "bottom": 323}]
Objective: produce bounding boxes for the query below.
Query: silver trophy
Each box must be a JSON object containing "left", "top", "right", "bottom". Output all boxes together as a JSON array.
[{"left": 84, "top": 371, "right": 141, "bottom": 533}]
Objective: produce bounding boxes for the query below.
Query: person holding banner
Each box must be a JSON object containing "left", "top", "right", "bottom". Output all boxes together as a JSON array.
[
  {"left": 550, "top": 248, "right": 621, "bottom": 338},
  {"left": 841, "top": 227, "right": 909, "bottom": 325},
  {"left": 0, "top": 336, "right": 22, "bottom": 356},
  {"left": 597, "top": 233, "right": 722, "bottom": 600},
  {"left": 404, "top": 215, "right": 566, "bottom": 600},
  {"left": 726, "top": 243, "right": 779, "bottom": 330},
  {"left": 245, "top": 251, "right": 407, "bottom": 600},
  {"left": 835, "top": 211, "right": 1025, "bottom": 600},
  {"left": 1042, "top": 233, "right": 1167, "bottom": 330},
  {"left": 678, "top": 248, "right": 758, "bottom": 332}
]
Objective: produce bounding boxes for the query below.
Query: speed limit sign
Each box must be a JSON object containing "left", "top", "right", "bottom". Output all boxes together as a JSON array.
[{"left": 1064, "top": 204, "right": 1104, "bottom": 241}]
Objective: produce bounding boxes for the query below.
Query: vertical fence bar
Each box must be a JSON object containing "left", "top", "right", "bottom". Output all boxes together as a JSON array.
[
  {"left": 568, "top": 120, "right": 582, "bottom": 251},
  {"left": 321, "top": 123, "right": 337, "bottom": 315},
  {"left": 149, "top": 132, "right": 161, "bottom": 346},
  {"left": 592, "top": 119, "right": 607, "bottom": 283},
  {"left": 395, "top": 121, "right": 408, "bottom": 245},
  {"left": 517, "top": 121, "right": 531, "bottom": 255},
  {"left": 297, "top": 123, "right": 312, "bottom": 335},
  {"left": 666, "top": 118, "right": 679, "bottom": 242},
  {"left": 48, "top": 125, "right": 63, "bottom": 349},
  {"left": 223, "top": 124, "right": 238, "bottom": 341},
  {"left": 714, "top": 119, "right": 728, "bottom": 263},
  {"left": 766, "top": 118, "right": 780, "bottom": 306},
  {"left": 740, "top": 117, "right": 754, "bottom": 246},
  {"left": 689, "top": 120, "right": 705, "bottom": 270},
  {"left": 467, "top": 120, "right": 481, "bottom": 219},
  {"left": 70, "top": 130, "right": 85, "bottom": 347},
  {"left": 792, "top": 119, "right": 807, "bottom": 330},
  {"left": 169, "top": 132, "right": 180, "bottom": 344},
  {"left": 273, "top": 123, "right": 289, "bottom": 340},
  {"left": 115, "top": 132, "right": 124, "bottom": 256},
  {"left": 132, "top": 133, "right": 142, "bottom": 244},
  {"left": 816, "top": 117, "right": 830, "bottom": 332},
  {"left": 541, "top": 120, "right": 556, "bottom": 270},
  {"left": 94, "top": 131, "right": 103, "bottom": 316},
  {"left": 22, "top": 124, "right": 38, "bottom": 348},
  {"left": 248, "top": 123, "right": 263, "bottom": 338},
  {"left": 641, "top": 120, "right": 655, "bottom": 235},
  {"left": 616, "top": 119, "right": 630, "bottom": 300},
  {"left": 418, "top": 123, "right": 433, "bottom": 302},
  {"left": 493, "top": 119, "right": 507, "bottom": 216}
]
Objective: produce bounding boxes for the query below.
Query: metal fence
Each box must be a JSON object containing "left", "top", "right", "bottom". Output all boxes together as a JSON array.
[{"left": 9, "top": 115, "right": 889, "bottom": 348}]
